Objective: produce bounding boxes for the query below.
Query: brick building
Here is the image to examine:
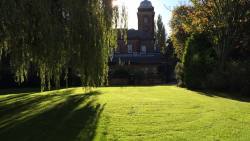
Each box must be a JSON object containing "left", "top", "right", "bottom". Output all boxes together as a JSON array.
[
  {"left": 116, "top": 0, "right": 158, "bottom": 54},
  {"left": 110, "top": 0, "right": 166, "bottom": 85}
]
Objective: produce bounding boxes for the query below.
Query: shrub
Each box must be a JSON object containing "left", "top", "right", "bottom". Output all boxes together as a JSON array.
[
  {"left": 132, "top": 69, "right": 145, "bottom": 82},
  {"left": 112, "top": 68, "right": 130, "bottom": 79},
  {"left": 206, "top": 69, "right": 229, "bottom": 90},
  {"left": 227, "top": 60, "right": 250, "bottom": 96},
  {"left": 207, "top": 60, "right": 250, "bottom": 96},
  {"left": 182, "top": 33, "right": 216, "bottom": 89}
]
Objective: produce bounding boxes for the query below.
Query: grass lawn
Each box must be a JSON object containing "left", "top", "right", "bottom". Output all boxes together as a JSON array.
[{"left": 0, "top": 86, "right": 250, "bottom": 141}]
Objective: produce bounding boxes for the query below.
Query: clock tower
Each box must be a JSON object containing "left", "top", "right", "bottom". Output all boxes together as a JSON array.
[{"left": 137, "top": 0, "right": 155, "bottom": 38}]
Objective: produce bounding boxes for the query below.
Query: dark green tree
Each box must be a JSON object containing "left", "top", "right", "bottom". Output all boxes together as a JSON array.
[
  {"left": 0, "top": 0, "right": 120, "bottom": 91},
  {"left": 156, "top": 15, "right": 167, "bottom": 53},
  {"left": 182, "top": 33, "right": 216, "bottom": 89}
]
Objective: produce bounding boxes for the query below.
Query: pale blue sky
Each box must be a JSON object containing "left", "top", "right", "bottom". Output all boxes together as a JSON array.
[{"left": 113, "top": 0, "right": 191, "bottom": 34}]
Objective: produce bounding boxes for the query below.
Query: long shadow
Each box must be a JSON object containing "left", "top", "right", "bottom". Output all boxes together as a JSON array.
[
  {"left": 0, "top": 88, "right": 83, "bottom": 104},
  {"left": 0, "top": 94, "right": 31, "bottom": 103},
  {"left": 0, "top": 93, "right": 73, "bottom": 120},
  {"left": 0, "top": 88, "right": 95, "bottom": 120},
  {"left": 196, "top": 90, "right": 250, "bottom": 102},
  {"left": 0, "top": 88, "right": 40, "bottom": 95},
  {"left": 0, "top": 87, "right": 82, "bottom": 96},
  {"left": 0, "top": 91, "right": 104, "bottom": 141}
]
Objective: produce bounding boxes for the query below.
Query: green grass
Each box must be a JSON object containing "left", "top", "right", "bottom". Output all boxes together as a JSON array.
[{"left": 0, "top": 86, "right": 250, "bottom": 141}]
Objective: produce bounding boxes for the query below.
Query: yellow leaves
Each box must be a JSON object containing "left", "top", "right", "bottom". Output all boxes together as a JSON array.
[{"left": 171, "top": 6, "right": 194, "bottom": 33}]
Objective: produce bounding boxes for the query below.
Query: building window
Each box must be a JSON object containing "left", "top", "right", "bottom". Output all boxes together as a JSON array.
[
  {"left": 144, "top": 17, "right": 148, "bottom": 24},
  {"left": 141, "top": 45, "right": 146, "bottom": 54},
  {"left": 128, "top": 44, "right": 133, "bottom": 53}
]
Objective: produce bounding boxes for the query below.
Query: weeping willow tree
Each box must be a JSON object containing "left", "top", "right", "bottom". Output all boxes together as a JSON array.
[{"left": 0, "top": 0, "right": 124, "bottom": 91}]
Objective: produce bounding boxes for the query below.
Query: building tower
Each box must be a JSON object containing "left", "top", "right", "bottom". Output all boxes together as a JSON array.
[{"left": 137, "top": 0, "right": 155, "bottom": 38}]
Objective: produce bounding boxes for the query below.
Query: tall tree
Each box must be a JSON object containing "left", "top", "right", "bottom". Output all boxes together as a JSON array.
[
  {"left": 156, "top": 15, "right": 167, "bottom": 53},
  {"left": 0, "top": 0, "right": 119, "bottom": 91},
  {"left": 191, "top": 0, "right": 249, "bottom": 68},
  {"left": 170, "top": 6, "right": 194, "bottom": 60}
]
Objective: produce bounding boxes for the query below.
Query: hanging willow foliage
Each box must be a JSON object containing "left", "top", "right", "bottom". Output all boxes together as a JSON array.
[{"left": 0, "top": 0, "right": 124, "bottom": 91}]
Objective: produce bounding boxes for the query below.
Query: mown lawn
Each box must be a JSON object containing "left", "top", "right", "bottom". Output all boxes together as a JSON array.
[{"left": 0, "top": 86, "right": 249, "bottom": 141}]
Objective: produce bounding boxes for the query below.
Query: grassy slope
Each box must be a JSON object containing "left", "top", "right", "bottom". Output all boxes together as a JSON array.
[{"left": 0, "top": 86, "right": 249, "bottom": 141}]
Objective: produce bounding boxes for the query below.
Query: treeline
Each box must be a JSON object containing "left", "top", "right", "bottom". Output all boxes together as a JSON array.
[
  {"left": 0, "top": 0, "right": 120, "bottom": 91},
  {"left": 170, "top": 0, "right": 250, "bottom": 95}
]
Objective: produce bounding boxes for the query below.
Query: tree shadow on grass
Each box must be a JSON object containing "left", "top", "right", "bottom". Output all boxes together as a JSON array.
[
  {"left": 0, "top": 88, "right": 40, "bottom": 95},
  {"left": 0, "top": 88, "right": 83, "bottom": 104},
  {"left": 0, "top": 91, "right": 104, "bottom": 141},
  {"left": 0, "top": 89, "right": 90, "bottom": 119},
  {"left": 196, "top": 90, "right": 250, "bottom": 102}
]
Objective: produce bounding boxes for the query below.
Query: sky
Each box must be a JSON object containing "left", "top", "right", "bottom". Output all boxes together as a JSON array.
[{"left": 113, "top": 0, "right": 191, "bottom": 35}]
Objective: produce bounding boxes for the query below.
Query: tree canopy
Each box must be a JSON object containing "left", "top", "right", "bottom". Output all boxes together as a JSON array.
[
  {"left": 171, "top": 0, "right": 250, "bottom": 94},
  {"left": 191, "top": 0, "right": 250, "bottom": 68},
  {"left": 170, "top": 6, "right": 194, "bottom": 60},
  {"left": 0, "top": 0, "right": 121, "bottom": 91}
]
